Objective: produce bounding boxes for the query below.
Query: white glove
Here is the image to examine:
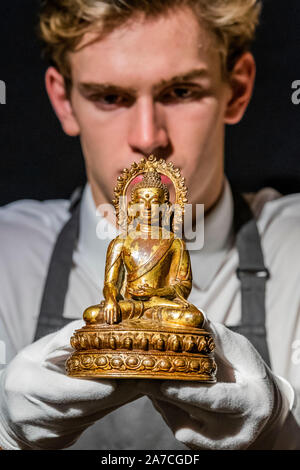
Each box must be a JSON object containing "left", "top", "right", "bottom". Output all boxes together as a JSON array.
[
  {"left": 0, "top": 320, "right": 141, "bottom": 450},
  {"left": 138, "top": 321, "right": 292, "bottom": 450}
]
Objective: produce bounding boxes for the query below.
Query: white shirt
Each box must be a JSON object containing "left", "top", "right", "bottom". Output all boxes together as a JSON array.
[{"left": 0, "top": 178, "right": 300, "bottom": 449}]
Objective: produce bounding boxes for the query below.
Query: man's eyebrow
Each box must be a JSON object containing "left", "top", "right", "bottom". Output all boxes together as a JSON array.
[
  {"left": 78, "top": 83, "right": 137, "bottom": 95},
  {"left": 78, "top": 68, "right": 209, "bottom": 96},
  {"left": 153, "top": 68, "right": 209, "bottom": 92}
]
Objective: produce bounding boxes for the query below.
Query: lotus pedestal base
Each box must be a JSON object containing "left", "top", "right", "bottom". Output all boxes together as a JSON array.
[{"left": 66, "top": 320, "right": 217, "bottom": 382}]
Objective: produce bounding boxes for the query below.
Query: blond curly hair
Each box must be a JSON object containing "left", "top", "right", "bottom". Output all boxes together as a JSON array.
[{"left": 39, "top": 0, "right": 261, "bottom": 86}]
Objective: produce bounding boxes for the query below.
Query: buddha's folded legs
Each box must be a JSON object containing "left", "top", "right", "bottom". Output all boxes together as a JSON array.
[{"left": 83, "top": 297, "right": 204, "bottom": 328}]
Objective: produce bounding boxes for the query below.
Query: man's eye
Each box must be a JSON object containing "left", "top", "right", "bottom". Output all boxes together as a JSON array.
[
  {"left": 90, "top": 93, "right": 133, "bottom": 108},
  {"left": 173, "top": 87, "right": 192, "bottom": 98},
  {"left": 103, "top": 94, "right": 120, "bottom": 104},
  {"left": 159, "top": 86, "right": 202, "bottom": 103}
]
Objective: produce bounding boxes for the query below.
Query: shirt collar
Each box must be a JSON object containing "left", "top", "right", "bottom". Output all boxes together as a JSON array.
[{"left": 78, "top": 177, "right": 234, "bottom": 290}]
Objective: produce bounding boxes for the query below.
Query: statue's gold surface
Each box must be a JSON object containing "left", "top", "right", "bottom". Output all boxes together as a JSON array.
[{"left": 67, "top": 156, "right": 217, "bottom": 381}]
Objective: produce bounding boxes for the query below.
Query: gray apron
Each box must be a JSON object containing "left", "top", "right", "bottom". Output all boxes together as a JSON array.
[{"left": 34, "top": 187, "right": 271, "bottom": 449}]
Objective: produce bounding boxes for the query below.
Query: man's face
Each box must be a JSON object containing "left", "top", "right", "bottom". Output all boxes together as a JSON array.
[{"left": 62, "top": 7, "right": 234, "bottom": 207}]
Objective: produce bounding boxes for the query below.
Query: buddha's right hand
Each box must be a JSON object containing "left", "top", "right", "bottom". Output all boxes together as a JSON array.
[
  {"left": 103, "top": 300, "right": 121, "bottom": 324},
  {"left": 0, "top": 320, "right": 140, "bottom": 450}
]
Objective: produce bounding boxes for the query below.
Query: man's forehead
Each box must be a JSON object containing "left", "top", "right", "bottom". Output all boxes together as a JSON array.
[
  {"left": 69, "top": 8, "right": 219, "bottom": 86},
  {"left": 75, "top": 7, "right": 209, "bottom": 52}
]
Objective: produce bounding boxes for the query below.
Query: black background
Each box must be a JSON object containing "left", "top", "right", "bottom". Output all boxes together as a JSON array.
[{"left": 0, "top": 0, "right": 300, "bottom": 205}]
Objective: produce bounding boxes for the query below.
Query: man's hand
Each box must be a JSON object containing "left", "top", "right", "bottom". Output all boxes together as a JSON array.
[
  {"left": 0, "top": 320, "right": 141, "bottom": 450},
  {"left": 137, "top": 321, "right": 292, "bottom": 450}
]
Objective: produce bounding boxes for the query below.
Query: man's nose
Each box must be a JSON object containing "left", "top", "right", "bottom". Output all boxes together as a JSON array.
[{"left": 128, "top": 97, "right": 169, "bottom": 156}]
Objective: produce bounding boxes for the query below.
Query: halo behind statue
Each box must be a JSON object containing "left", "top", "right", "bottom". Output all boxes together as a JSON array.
[{"left": 112, "top": 155, "right": 188, "bottom": 233}]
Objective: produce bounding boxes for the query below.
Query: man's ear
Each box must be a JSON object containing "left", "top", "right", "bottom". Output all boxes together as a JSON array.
[
  {"left": 224, "top": 52, "right": 256, "bottom": 125},
  {"left": 45, "top": 66, "right": 80, "bottom": 136}
]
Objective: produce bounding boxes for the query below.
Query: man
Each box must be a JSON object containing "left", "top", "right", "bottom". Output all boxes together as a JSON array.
[{"left": 0, "top": 0, "right": 299, "bottom": 450}]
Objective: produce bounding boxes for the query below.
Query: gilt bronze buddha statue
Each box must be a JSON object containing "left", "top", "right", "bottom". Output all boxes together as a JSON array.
[{"left": 67, "top": 156, "right": 217, "bottom": 381}]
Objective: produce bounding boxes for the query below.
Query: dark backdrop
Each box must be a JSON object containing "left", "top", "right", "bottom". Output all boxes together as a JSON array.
[{"left": 0, "top": 0, "right": 300, "bottom": 205}]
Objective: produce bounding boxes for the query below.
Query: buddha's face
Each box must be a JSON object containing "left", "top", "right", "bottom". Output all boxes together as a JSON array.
[{"left": 129, "top": 187, "right": 168, "bottom": 226}]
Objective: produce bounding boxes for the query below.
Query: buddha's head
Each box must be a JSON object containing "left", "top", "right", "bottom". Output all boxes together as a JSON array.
[{"left": 128, "top": 170, "right": 172, "bottom": 228}]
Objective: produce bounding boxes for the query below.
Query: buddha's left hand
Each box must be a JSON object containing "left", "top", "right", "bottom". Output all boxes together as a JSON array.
[
  {"left": 129, "top": 284, "right": 176, "bottom": 298},
  {"left": 138, "top": 320, "right": 294, "bottom": 449},
  {"left": 128, "top": 284, "right": 156, "bottom": 297}
]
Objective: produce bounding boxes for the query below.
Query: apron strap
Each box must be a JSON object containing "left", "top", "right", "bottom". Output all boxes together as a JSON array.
[
  {"left": 229, "top": 190, "right": 271, "bottom": 367},
  {"left": 34, "top": 188, "right": 82, "bottom": 341}
]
